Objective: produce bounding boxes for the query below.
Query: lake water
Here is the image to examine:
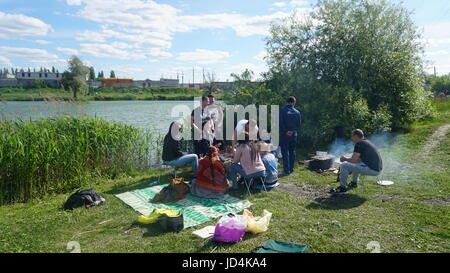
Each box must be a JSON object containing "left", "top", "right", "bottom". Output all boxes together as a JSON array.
[{"left": 0, "top": 100, "right": 199, "bottom": 134}]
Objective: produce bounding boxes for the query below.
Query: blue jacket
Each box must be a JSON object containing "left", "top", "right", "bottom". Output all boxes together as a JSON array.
[{"left": 279, "top": 105, "right": 301, "bottom": 133}]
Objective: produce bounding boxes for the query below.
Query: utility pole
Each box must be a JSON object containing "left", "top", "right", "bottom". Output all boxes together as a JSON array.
[
  {"left": 192, "top": 67, "right": 195, "bottom": 87},
  {"left": 434, "top": 66, "right": 437, "bottom": 77},
  {"left": 202, "top": 67, "right": 205, "bottom": 84}
]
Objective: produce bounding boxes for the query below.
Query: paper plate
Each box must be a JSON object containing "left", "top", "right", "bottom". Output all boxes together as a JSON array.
[{"left": 377, "top": 180, "right": 394, "bottom": 186}]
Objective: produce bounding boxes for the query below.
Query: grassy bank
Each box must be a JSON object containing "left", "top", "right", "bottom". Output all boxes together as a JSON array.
[
  {"left": 0, "top": 99, "right": 448, "bottom": 253},
  {"left": 0, "top": 117, "right": 158, "bottom": 204},
  {"left": 0, "top": 87, "right": 208, "bottom": 101}
]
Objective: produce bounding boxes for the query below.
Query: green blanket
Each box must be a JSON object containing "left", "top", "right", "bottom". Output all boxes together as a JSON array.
[{"left": 115, "top": 185, "right": 252, "bottom": 229}]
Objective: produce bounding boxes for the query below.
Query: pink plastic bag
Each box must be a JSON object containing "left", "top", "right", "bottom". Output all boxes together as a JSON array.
[{"left": 212, "top": 214, "right": 247, "bottom": 243}]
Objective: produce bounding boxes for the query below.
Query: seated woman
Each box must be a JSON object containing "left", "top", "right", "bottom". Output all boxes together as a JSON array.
[
  {"left": 162, "top": 121, "right": 198, "bottom": 174},
  {"left": 229, "top": 132, "right": 266, "bottom": 191},
  {"left": 191, "top": 146, "right": 228, "bottom": 199},
  {"left": 258, "top": 142, "right": 279, "bottom": 189}
]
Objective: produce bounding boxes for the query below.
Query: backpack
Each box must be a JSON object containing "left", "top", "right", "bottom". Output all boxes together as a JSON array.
[
  {"left": 158, "top": 212, "right": 184, "bottom": 232},
  {"left": 63, "top": 189, "right": 106, "bottom": 210},
  {"left": 252, "top": 240, "right": 308, "bottom": 253}
]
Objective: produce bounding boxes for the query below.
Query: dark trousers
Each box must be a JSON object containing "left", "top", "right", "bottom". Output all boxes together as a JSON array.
[
  {"left": 194, "top": 139, "right": 210, "bottom": 158},
  {"left": 280, "top": 131, "right": 297, "bottom": 174}
]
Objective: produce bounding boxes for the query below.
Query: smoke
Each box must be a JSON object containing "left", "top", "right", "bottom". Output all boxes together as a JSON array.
[{"left": 327, "top": 131, "right": 413, "bottom": 180}]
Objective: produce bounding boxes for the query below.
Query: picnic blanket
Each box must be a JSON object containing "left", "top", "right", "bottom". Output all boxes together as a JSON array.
[{"left": 115, "top": 185, "right": 252, "bottom": 229}]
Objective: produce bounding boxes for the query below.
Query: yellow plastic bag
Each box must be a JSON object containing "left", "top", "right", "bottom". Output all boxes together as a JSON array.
[
  {"left": 243, "top": 209, "right": 272, "bottom": 234},
  {"left": 137, "top": 208, "right": 180, "bottom": 224}
]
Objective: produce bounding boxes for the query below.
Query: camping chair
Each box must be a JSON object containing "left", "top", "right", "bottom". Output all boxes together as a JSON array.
[
  {"left": 158, "top": 162, "right": 178, "bottom": 183},
  {"left": 243, "top": 176, "right": 268, "bottom": 196},
  {"left": 359, "top": 171, "right": 392, "bottom": 199}
]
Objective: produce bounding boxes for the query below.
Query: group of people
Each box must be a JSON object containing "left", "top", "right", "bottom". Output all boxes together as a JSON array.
[{"left": 161, "top": 94, "right": 384, "bottom": 198}]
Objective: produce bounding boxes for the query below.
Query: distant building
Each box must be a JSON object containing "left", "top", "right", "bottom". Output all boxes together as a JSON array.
[
  {"left": 132, "top": 78, "right": 179, "bottom": 88},
  {"left": 15, "top": 71, "right": 64, "bottom": 88},
  {"left": 88, "top": 81, "right": 102, "bottom": 89},
  {"left": 132, "top": 80, "right": 152, "bottom": 88},
  {"left": 101, "top": 78, "right": 133, "bottom": 88},
  {"left": 0, "top": 72, "right": 18, "bottom": 87}
]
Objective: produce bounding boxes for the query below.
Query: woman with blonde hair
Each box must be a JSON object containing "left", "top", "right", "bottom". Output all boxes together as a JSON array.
[{"left": 191, "top": 146, "right": 228, "bottom": 199}]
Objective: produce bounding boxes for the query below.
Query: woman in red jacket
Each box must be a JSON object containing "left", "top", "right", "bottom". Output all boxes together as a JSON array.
[{"left": 191, "top": 146, "right": 228, "bottom": 199}]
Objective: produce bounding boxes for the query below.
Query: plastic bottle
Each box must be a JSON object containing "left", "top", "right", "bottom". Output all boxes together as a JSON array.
[{"left": 148, "top": 181, "right": 159, "bottom": 187}]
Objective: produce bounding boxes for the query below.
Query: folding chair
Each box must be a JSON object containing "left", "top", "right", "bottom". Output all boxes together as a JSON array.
[
  {"left": 359, "top": 171, "right": 393, "bottom": 198},
  {"left": 244, "top": 176, "right": 268, "bottom": 196}
]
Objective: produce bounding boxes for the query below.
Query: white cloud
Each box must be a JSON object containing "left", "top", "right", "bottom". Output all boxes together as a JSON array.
[
  {"left": 79, "top": 43, "right": 171, "bottom": 60},
  {"left": 274, "top": 2, "right": 287, "bottom": 8},
  {"left": 423, "top": 22, "right": 450, "bottom": 39},
  {"left": 0, "top": 56, "right": 13, "bottom": 67},
  {"left": 0, "top": 46, "right": 58, "bottom": 59},
  {"left": 0, "top": 12, "right": 52, "bottom": 38},
  {"left": 254, "top": 50, "right": 268, "bottom": 62},
  {"left": 57, "top": 47, "right": 80, "bottom": 55},
  {"left": 177, "top": 49, "right": 231, "bottom": 64},
  {"left": 424, "top": 50, "right": 450, "bottom": 75},
  {"left": 290, "top": 0, "right": 310, "bottom": 6},
  {"left": 425, "top": 50, "right": 449, "bottom": 57},
  {"left": 0, "top": 46, "right": 66, "bottom": 69},
  {"left": 35, "top": 40, "right": 51, "bottom": 45},
  {"left": 67, "top": 0, "right": 307, "bottom": 38}
]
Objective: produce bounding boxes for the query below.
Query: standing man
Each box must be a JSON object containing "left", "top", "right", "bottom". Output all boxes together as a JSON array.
[
  {"left": 191, "top": 96, "right": 213, "bottom": 158},
  {"left": 206, "top": 94, "right": 224, "bottom": 150},
  {"left": 331, "top": 129, "right": 383, "bottom": 195},
  {"left": 279, "top": 96, "right": 301, "bottom": 176}
]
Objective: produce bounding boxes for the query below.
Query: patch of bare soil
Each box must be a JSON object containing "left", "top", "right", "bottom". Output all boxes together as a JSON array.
[
  {"left": 421, "top": 197, "right": 450, "bottom": 206},
  {"left": 420, "top": 124, "right": 450, "bottom": 157},
  {"left": 274, "top": 182, "right": 330, "bottom": 200}
]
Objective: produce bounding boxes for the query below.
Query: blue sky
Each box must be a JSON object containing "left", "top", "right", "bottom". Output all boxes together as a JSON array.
[{"left": 0, "top": 0, "right": 450, "bottom": 82}]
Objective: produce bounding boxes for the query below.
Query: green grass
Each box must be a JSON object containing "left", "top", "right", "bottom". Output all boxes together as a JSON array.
[
  {"left": 0, "top": 99, "right": 448, "bottom": 253},
  {"left": 0, "top": 117, "right": 159, "bottom": 204}
]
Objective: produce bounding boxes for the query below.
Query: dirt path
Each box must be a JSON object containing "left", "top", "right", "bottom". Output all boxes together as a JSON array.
[{"left": 420, "top": 124, "right": 450, "bottom": 157}]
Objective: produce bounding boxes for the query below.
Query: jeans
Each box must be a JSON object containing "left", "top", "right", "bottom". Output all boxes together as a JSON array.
[
  {"left": 228, "top": 163, "right": 266, "bottom": 190},
  {"left": 166, "top": 154, "right": 199, "bottom": 173},
  {"left": 339, "top": 162, "right": 380, "bottom": 187},
  {"left": 281, "top": 131, "right": 297, "bottom": 174}
]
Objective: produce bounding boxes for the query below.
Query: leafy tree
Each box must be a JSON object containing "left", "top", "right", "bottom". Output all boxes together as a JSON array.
[
  {"left": 62, "top": 56, "right": 89, "bottom": 99},
  {"left": 426, "top": 75, "right": 450, "bottom": 94},
  {"left": 110, "top": 70, "right": 116, "bottom": 78},
  {"left": 89, "top": 66, "right": 96, "bottom": 81},
  {"left": 34, "top": 79, "right": 47, "bottom": 88},
  {"left": 262, "top": 0, "right": 431, "bottom": 145}
]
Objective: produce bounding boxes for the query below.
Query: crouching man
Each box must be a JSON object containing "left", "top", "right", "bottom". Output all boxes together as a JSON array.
[{"left": 331, "top": 129, "right": 383, "bottom": 195}]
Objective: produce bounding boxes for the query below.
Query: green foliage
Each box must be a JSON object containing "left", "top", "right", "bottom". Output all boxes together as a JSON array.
[
  {"left": 260, "top": 0, "right": 432, "bottom": 146},
  {"left": 223, "top": 84, "right": 283, "bottom": 106},
  {"left": 426, "top": 75, "right": 450, "bottom": 94},
  {"left": 62, "top": 56, "right": 89, "bottom": 98},
  {"left": 33, "top": 79, "right": 47, "bottom": 89},
  {"left": 0, "top": 117, "right": 156, "bottom": 205},
  {"left": 89, "top": 66, "right": 96, "bottom": 81}
]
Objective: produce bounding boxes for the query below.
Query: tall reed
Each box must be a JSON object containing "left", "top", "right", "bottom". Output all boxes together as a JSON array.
[{"left": 0, "top": 116, "right": 156, "bottom": 204}]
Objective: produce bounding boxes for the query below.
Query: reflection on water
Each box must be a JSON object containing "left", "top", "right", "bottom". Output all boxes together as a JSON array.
[{"left": 0, "top": 100, "right": 198, "bottom": 134}]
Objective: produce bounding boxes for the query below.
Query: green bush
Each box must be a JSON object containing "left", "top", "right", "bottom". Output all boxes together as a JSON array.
[{"left": 0, "top": 117, "right": 156, "bottom": 204}]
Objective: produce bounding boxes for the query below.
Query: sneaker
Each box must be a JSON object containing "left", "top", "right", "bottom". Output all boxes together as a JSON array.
[
  {"left": 347, "top": 181, "right": 358, "bottom": 189},
  {"left": 330, "top": 186, "right": 348, "bottom": 195}
]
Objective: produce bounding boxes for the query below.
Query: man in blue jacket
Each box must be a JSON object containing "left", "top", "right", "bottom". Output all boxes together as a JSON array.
[{"left": 279, "top": 96, "right": 301, "bottom": 176}]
